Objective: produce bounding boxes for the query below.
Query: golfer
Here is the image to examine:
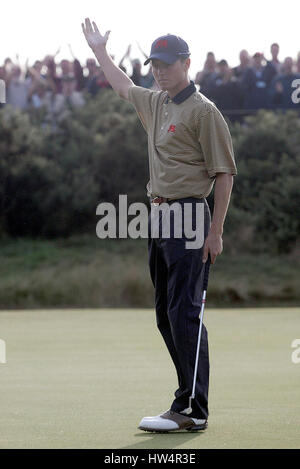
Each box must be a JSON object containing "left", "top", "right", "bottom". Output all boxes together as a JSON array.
[{"left": 82, "top": 19, "right": 237, "bottom": 433}]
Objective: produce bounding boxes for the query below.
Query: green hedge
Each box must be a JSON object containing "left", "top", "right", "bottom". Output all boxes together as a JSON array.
[
  {"left": 0, "top": 92, "right": 299, "bottom": 253},
  {"left": 228, "top": 111, "right": 300, "bottom": 253}
]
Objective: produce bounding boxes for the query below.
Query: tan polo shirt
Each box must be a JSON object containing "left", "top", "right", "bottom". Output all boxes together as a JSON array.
[{"left": 127, "top": 85, "right": 237, "bottom": 199}]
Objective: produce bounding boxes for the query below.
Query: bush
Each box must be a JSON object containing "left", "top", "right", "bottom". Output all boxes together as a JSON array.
[
  {"left": 228, "top": 110, "right": 300, "bottom": 253},
  {"left": 0, "top": 92, "right": 148, "bottom": 237},
  {"left": 0, "top": 97, "right": 299, "bottom": 253}
]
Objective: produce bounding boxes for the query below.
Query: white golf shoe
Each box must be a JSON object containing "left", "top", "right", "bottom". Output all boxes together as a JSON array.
[{"left": 138, "top": 410, "right": 208, "bottom": 432}]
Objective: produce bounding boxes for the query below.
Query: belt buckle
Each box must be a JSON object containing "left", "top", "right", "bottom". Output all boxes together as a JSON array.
[
  {"left": 152, "top": 196, "right": 168, "bottom": 206},
  {"left": 152, "top": 197, "right": 161, "bottom": 207}
]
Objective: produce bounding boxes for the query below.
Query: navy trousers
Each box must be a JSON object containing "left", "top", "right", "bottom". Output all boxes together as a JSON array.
[{"left": 148, "top": 197, "right": 211, "bottom": 420}]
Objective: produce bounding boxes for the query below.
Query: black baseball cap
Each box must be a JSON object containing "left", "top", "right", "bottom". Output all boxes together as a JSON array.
[{"left": 144, "top": 34, "right": 190, "bottom": 66}]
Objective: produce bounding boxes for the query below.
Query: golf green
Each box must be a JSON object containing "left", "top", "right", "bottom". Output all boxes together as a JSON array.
[{"left": 0, "top": 308, "right": 299, "bottom": 449}]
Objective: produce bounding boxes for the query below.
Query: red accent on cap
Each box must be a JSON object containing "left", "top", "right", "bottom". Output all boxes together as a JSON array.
[{"left": 155, "top": 39, "right": 168, "bottom": 49}]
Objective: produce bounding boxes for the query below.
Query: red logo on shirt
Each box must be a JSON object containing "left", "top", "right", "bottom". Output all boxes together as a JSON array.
[
  {"left": 155, "top": 40, "right": 168, "bottom": 49},
  {"left": 168, "top": 125, "right": 176, "bottom": 133}
]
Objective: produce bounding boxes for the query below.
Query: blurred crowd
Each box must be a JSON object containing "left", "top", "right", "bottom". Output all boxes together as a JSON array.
[
  {"left": 1, "top": 43, "right": 300, "bottom": 123},
  {"left": 197, "top": 44, "right": 300, "bottom": 116}
]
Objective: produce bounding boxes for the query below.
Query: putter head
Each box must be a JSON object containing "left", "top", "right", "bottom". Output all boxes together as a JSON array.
[{"left": 182, "top": 397, "right": 193, "bottom": 415}]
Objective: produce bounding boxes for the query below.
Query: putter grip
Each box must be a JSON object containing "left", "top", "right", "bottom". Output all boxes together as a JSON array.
[{"left": 203, "top": 254, "right": 211, "bottom": 291}]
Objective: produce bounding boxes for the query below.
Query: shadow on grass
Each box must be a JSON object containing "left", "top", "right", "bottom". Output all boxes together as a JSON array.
[{"left": 120, "top": 430, "right": 206, "bottom": 450}]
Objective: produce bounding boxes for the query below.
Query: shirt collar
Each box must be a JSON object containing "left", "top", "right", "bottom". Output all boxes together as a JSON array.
[{"left": 166, "top": 80, "right": 196, "bottom": 105}]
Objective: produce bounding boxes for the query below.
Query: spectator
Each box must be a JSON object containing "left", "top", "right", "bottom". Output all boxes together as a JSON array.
[
  {"left": 130, "top": 58, "right": 143, "bottom": 86},
  {"left": 242, "top": 52, "right": 271, "bottom": 109},
  {"left": 140, "top": 64, "right": 155, "bottom": 89},
  {"left": 58, "top": 59, "right": 78, "bottom": 94},
  {"left": 55, "top": 76, "right": 85, "bottom": 122},
  {"left": 4, "top": 58, "right": 13, "bottom": 73},
  {"left": 43, "top": 55, "right": 61, "bottom": 94},
  {"left": 135, "top": 42, "right": 155, "bottom": 88},
  {"left": 119, "top": 44, "right": 154, "bottom": 88},
  {"left": 84, "top": 58, "right": 99, "bottom": 90},
  {"left": 232, "top": 50, "right": 250, "bottom": 81},
  {"left": 85, "top": 58, "right": 98, "bottom": 77},
  {"left": 269, "top": 57, "right": 300, "bottom": 109},
  {"left": 6, "top": 65, "right": 32, "bottom": 110},
  {"left": 34, "top": 60, "right": 43, "bottom": 74},
  {"left": 118, "top": 45, "right": 131, "bottom": 74},
  {"left": 28, "top": 81, "right": 51, "bottom": 109},
  {"left": 195, "top": 52, "right": 218, "bottom": 98},
  {"left": 26, "top": 64, "right": 57, "bottom": 112},
  {"left": 60, "top": 59, "right": 72, "bottom": 78},
  {"left": 87, "top": 68, "right": 112, "bottom": 96},
  {"left": 68, "top": 44, "right": 85, "bottom": 92},
  {"left": 132, "top": 60, "right": 154, "bottom": 89},
  {"left": 268, "top": 43, "right": 281, "bottom": 73},
  {"left": 263, "top": 43, "right": 280, "bottom": 86},
  {"left": 73, "top": 59, "right": 85, "bottom": 91},
  {"left": 209, "top": 60, "right": 243, "bottom": 114}
]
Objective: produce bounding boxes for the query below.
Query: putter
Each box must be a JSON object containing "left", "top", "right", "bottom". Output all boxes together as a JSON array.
[{"left": 184, "top": 254, "right": 211, "bottom": 416}]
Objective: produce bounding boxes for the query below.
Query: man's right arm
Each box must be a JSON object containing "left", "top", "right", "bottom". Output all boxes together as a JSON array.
[{"left": 82, "top": 18, "right": 134, "bottom": 100}]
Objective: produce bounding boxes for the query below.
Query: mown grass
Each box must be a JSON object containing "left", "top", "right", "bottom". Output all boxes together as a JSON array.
[
  {"left": 0, "top": 235, "right": 299, "bottom": 308},
  {"left": 1, "top": 308, "right": 300, "bottom": 449}
]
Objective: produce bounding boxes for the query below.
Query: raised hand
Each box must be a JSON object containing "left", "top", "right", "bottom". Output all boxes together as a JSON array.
[
  {"left": 136, "top": 41, "right": 147, "bottom": 58},
  {"left": 54, "top": 47, "right": 61, "bottom": 57},
  {"left": 82, "top": 18, "right": 110, "bottom": 51},
  {"left": 68, "top": 43, "right": 75, "bottom": 59},
  {"left": 125, "top": 44, "right": 132, "bottom": 57}
]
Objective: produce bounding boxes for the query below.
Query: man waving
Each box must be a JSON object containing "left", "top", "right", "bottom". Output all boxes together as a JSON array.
[{"left": 82, "top": 18, "right": 237, "bottom": 433}]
